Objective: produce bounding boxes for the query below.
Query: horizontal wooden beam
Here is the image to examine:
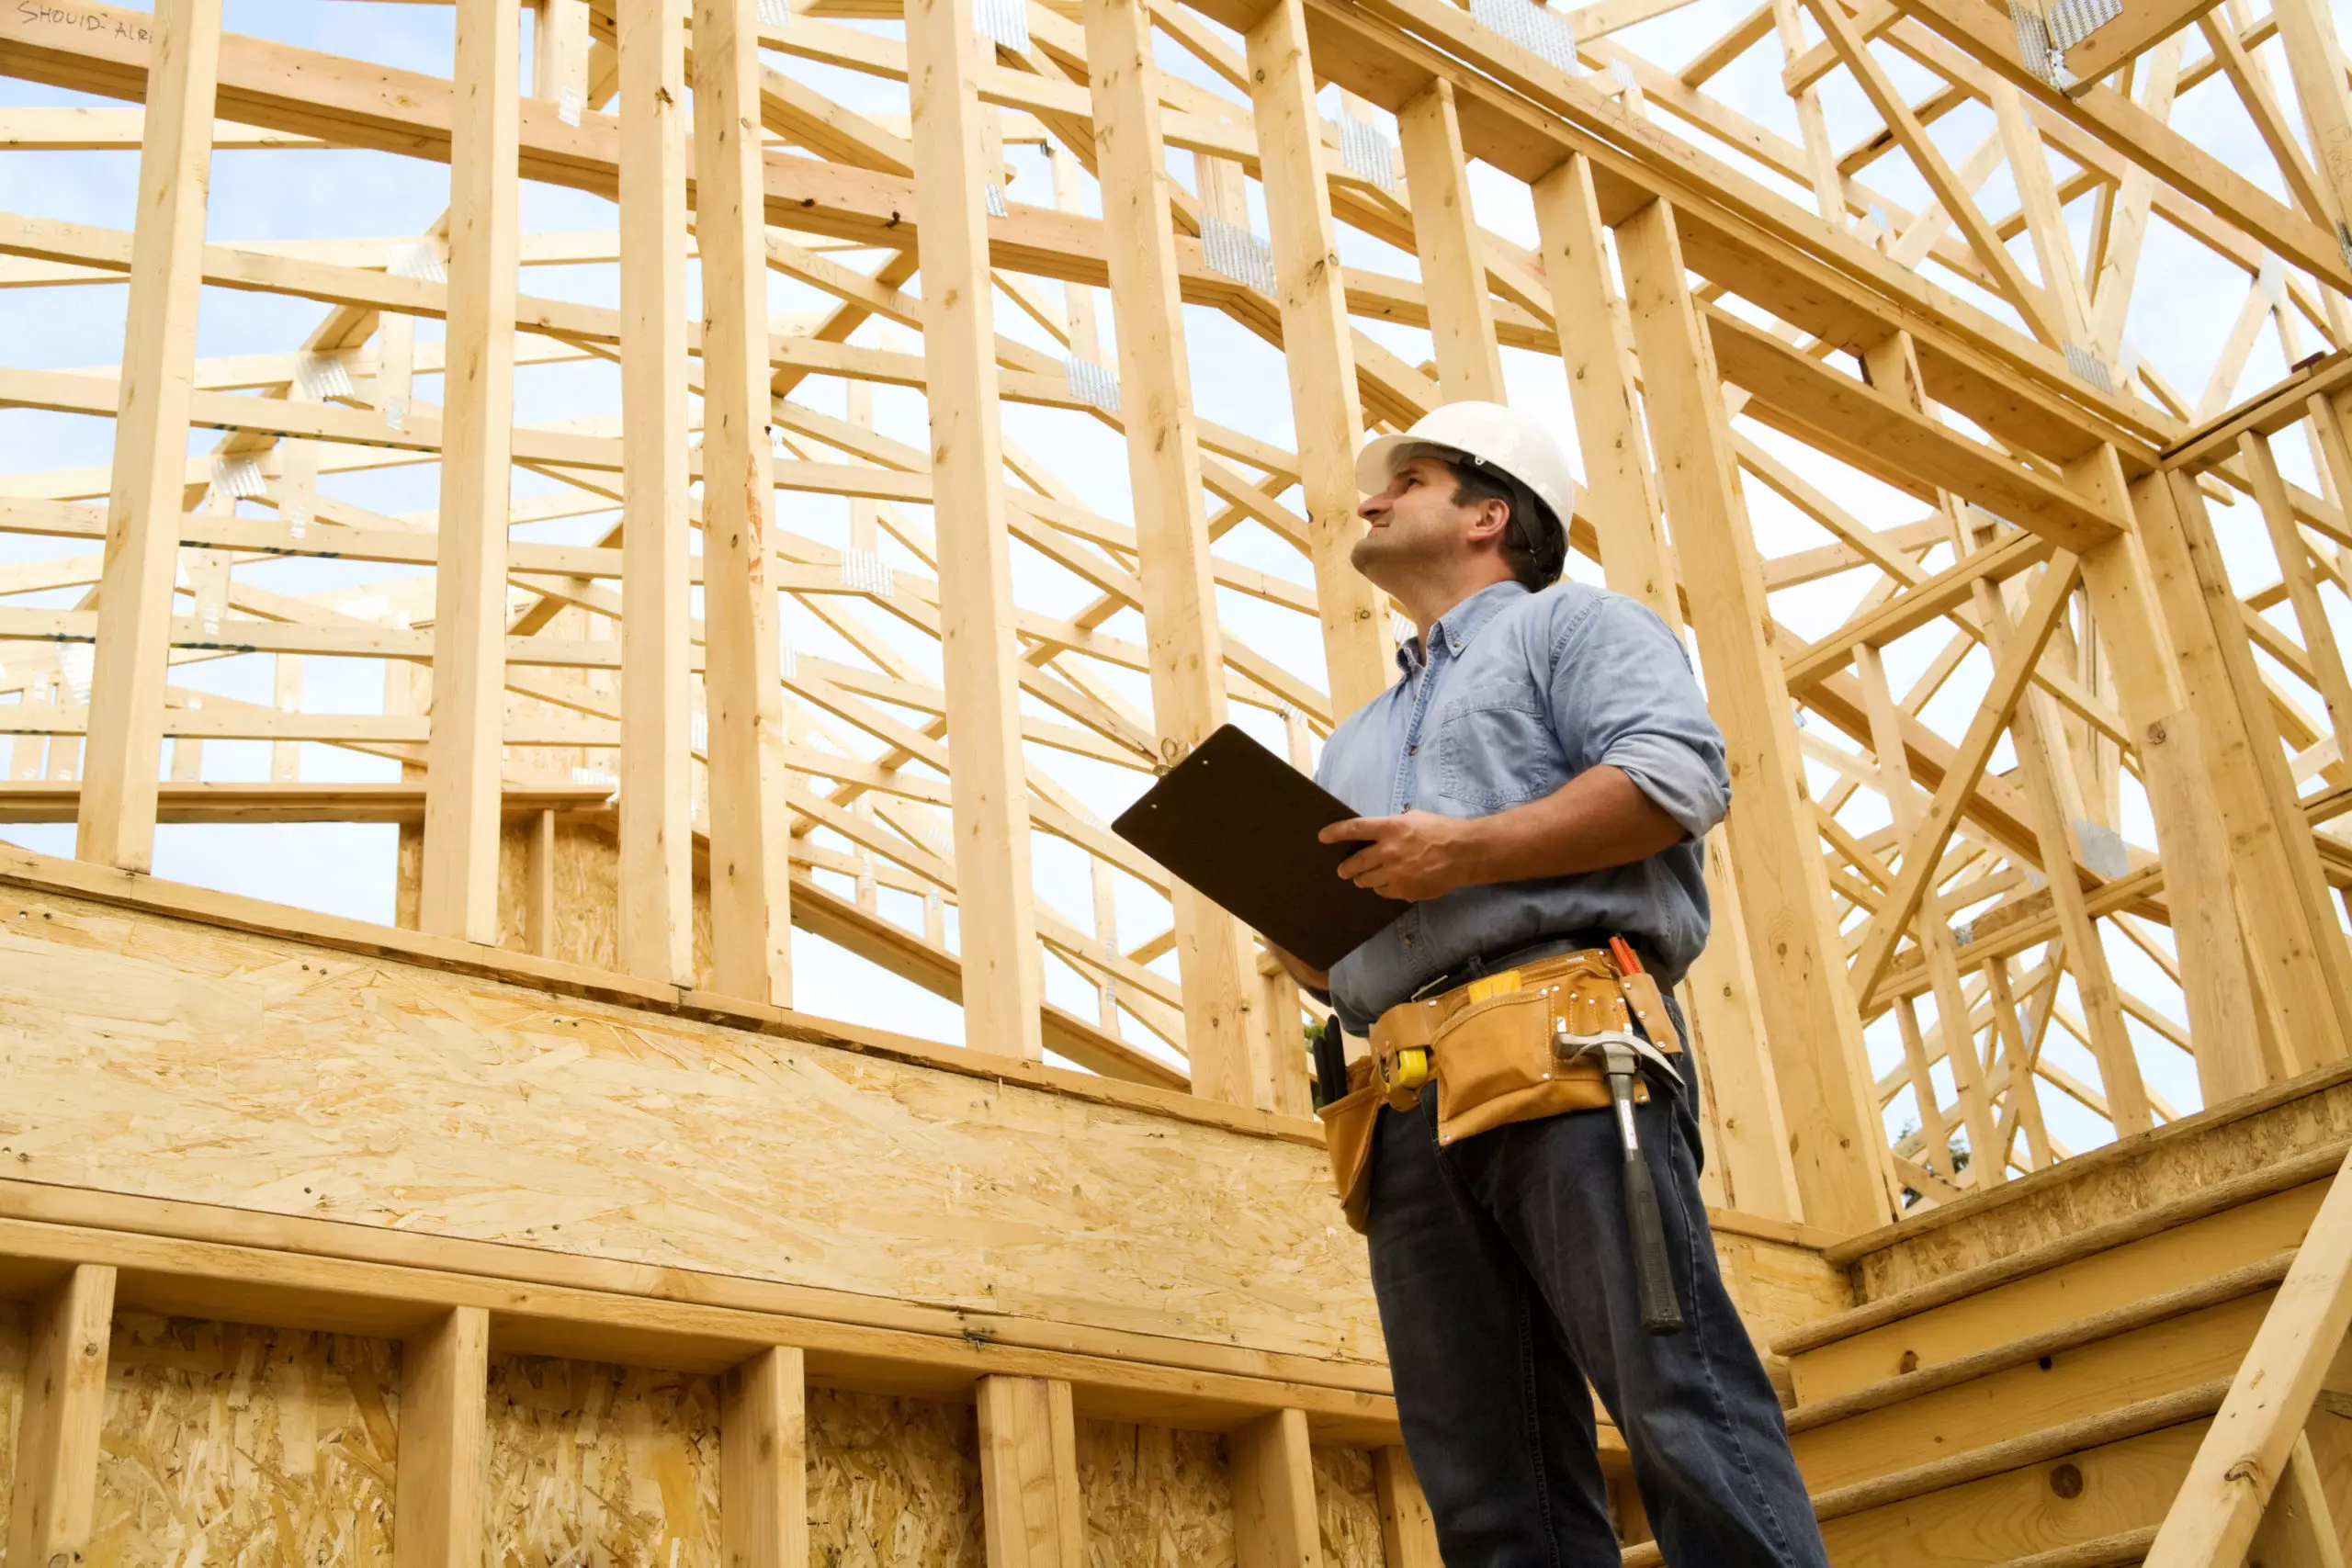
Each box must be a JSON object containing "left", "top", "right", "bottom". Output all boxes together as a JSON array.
[
  {"left": 2163, "top": 349, "right": 2352, "bottom": 471},
  {"left": 1703, "top": 307, "right": 2126, "bottom": 548}
]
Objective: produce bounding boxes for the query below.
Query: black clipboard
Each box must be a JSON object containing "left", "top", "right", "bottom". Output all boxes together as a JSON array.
[{"left": 1111, "top": 724, "right": 1408, "bottom": 971}]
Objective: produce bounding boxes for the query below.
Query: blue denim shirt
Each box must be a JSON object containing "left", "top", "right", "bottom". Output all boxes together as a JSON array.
[{"left": 1313, "top": 580, "right": 1731, "bottom": 1033}]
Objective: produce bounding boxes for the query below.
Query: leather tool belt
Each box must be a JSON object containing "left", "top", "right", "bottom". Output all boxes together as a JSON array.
[{"left": 1315, "top": 939, "right": 1683, "bottom": 1234}]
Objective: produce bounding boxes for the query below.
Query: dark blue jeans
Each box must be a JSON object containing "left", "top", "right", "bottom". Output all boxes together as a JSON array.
[{"left": 1365, "top": 1071, "right": 1829, "bottom": 1567}]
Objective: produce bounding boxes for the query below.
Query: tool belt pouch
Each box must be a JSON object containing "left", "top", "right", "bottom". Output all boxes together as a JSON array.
[
  {"left": 1425, "top": 957, "right": 1652, "bottom": 1146},
  {"left": 1316, "top": 1057, "right": 1385, "bottom": 1234}
]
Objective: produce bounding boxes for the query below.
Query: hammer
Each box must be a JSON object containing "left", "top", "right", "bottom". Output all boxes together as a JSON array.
[{"left": 1562, "top": 1028, "right": 1686, "bottom": 1337}]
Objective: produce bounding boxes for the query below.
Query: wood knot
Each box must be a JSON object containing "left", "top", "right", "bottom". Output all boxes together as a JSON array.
[{"left": 2048, "top": 1462, "right": 2083, "bottom": 1499}]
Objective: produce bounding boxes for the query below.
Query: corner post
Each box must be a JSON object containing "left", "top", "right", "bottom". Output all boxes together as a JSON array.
[{"left": 1615, "top": 196, "right": 1889, "bottom": 1235}]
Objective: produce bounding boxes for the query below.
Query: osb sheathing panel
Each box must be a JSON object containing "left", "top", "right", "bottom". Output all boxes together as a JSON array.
[
  {"left": 1853, "top": 1071, "right": 2352, "bottom": 1299},
  {"left": 1311, "top": 1446, "right": 1385, "bottom": 1568},
  {"left": 1068, "top": 1423, "right": 1383, "bottom": 1568},
  {"left": 0, "top": 889, "right": 1381, "bottom": 1364},
  {"left": 89, "top": 1314, "right": 398, "bottom": 1568},
  {"left": 807, "top": 1388, "right": 985, "bottom": 1568},
  {"left": 486, "top": 1356, "right": 721, "bottom": 1568},
  {"left": 1078, "top": 1419, "right": 1235, "bottom": 1566},
  {"left": 490, "top": 816, "right": 718, "bottom": 987}
]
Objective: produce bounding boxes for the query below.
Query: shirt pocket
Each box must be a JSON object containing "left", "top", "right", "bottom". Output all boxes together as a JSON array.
[{"left": 1435, "top": 695, "right": 1567, "bottom": 813}]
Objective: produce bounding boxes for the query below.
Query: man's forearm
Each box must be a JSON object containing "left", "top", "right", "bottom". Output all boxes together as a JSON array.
[{"left": 1462, "top": 765, "right": 1686, "bottom": 886}]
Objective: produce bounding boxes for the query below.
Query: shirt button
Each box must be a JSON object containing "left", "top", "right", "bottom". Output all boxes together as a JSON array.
[{"left": 1403, "top": 934, "right": 1415, "bottom": 945}]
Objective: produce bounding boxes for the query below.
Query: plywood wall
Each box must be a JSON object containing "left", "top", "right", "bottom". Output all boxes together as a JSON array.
[
  {"left": 0, "top": 887, "right": 1381, "bottom": 1366},
  {"left": 1078, "top": 1418, "right": 1236, "bottom": 1566},
  {"left": 486, "top": 1356, "right": 721, "bottom": 1568},
  {"left": 29, "top": 1328, "right": 1383, "bottom": 1568},
  {"left": 89, "top": 1314, "right": 399, "bottom": 1568},
  {"left": 1311, "top": 1446, "right": 1385, "bottom": 1568},
  {"left": 807, "top": 1389, "right": 986, "bottom": 1568}
]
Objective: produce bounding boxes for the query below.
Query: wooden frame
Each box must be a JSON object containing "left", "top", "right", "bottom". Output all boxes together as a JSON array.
[{"left": 0, "top": 0, "right": 2349, "bottom": 1242}]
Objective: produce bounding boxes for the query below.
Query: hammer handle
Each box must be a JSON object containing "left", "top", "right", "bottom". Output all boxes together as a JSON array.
[{"left": 1621, "top": 1135, "right": 1686, "bottom": 1337}]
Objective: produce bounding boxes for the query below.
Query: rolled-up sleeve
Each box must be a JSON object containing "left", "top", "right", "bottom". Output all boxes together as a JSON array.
[{"left": 1546, "top": 595, "right": 1731, "bottom": 841}]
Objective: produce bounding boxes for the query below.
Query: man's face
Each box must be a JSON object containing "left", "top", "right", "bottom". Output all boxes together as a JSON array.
[{"left": 1352, "top": 454, "right": 1500, "bottom": 593}]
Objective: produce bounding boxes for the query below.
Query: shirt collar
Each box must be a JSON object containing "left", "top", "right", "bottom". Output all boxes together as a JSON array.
[{"left": 1395, "top": 580, "right": 1529, "bottom": 674}]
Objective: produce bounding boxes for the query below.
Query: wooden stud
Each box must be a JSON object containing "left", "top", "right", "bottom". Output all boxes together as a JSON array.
[
  {"left": 1616, "top": 195, "right": 1886, "bottom": 1235},
  {"left": 616, "top": 0, "right": 695, "bottom": 987},
  {"left": 533, "top": 0, "right": 590, "bottom": 108},
  {"left": 904, "top": 0, "right": 1045, "bottom": 1058},
  {"left": 2069, "top": 447, "right": 2266, "bottom": 1102},
  {"left": 1532, "top": 153, "right": 1798, "bottom": 1217},
  {"left": 1396, "top": 78, "right": 1507, "bottom": 403},
  {"left": 695, "top": 0, "right": 797, "bottom": 1007},
  {"left": 2132, "top": 467, "right": 2352, "bottom": 1072},
  {"left": 722, "top": 1346, "right": 810, "bottom": 1568},
  {"left": 6, "top": 1263, "right": 116, "bottom": 1568},
  {"left": 1531, "top": 153, "right": 1666, "bottom": 606},
  {"left": 1231, "top": 1405, "right": 1324, "bottom": 1568},
  {"left": 76, "top": 0, "right": 222, "bottom": 873},
  {"left": 391, "top": 1304, "right": 489, "bottom": 1568},
  {"left": 976, "top": 1375, "right": 1083, "bottom": 1568},
  {"left": 1244, "top": 0, "right": 1391, "bottom": 721},
  {"left": 420, "top": 0, "right": 520, "bottom": 943},
  {"left": 1083, "top": 0, "right": 1263, "bottom": 1105},
  {"left": 1373, "top": 1445, "right": 1442, "bottom": 1568},
  {"left": 1091, "top": 854, "right": 1120, "bottom": 1032}
]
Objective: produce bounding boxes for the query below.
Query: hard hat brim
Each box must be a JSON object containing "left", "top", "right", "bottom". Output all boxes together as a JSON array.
[{"left": 1356, "top": 431, "right": 1441, "bottom": 496}]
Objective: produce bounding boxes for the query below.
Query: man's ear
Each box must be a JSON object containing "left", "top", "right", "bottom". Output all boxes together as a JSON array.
[{"left": 1466, "top": 498, "right": 1513, "bottom": 545}]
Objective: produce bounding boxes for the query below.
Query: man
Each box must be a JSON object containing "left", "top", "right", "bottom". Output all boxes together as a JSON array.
[{"left": 1271, "top": 401, "right": 1828, "bottom": 1567}]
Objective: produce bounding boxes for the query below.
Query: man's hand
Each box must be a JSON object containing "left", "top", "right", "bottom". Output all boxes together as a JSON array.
[{"left": 1322, "top": 811, "right": 1487, "bottom": 901}]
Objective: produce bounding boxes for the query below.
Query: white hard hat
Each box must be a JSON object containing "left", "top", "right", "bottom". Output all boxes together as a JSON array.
[{"left": 1355, "top": 401, "right": 1579, "bottom": 527}]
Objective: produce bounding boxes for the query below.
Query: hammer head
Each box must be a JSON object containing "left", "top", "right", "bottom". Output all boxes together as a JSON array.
[
  {"left": 1563, "top": 1035, "right": 1639, "bottom": 1077},
  {"left": 1557, "top": 1029, "right": 1685, "bottom": 1091}
]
